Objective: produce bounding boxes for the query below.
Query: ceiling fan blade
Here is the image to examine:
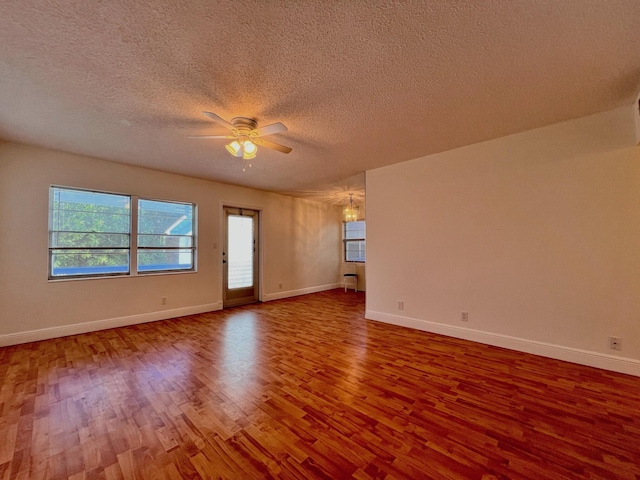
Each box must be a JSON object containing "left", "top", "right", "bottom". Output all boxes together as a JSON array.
[
  {"left": 188, "top": 135, "right": 236, "bottom": 139},
  {"left": 202, "top": 111, "right": 235, "bottom": 131},
  {"left": 255, "top": 138, "right": 292, "bottom": 154},
  {"left": 251, "top": 122, "right": 287, "bottom": 137}
]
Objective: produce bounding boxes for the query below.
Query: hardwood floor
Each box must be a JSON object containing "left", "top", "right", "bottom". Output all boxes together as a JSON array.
[{"left": 0, "top": 290, "right": 639, "bottom": 480}]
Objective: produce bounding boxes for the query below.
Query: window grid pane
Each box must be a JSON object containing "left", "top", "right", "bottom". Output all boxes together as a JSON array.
[
  {"left": 49, "top": 187, "right": 131, "bottom": 277},
  {"left": 138, "top": 234, "right": 193, "bottom": 248},
  {"left": 343, "top": 220, "right": 366, "bottom": 262},
  {"left": 51, "top": 232, "right": 130, "bottom": 248},
  {"left": 344, "top": 220, "right": 366, "bottom": 239},
  {"left": 138, "top": 249, "right": 194, "bottom": 271},
  {"left": 50, "top": 249, "right": 130, "bottom": 276},
  {"left": 137, "top": 199, "right": 195, "bottom": 273},
  {"left": 345, "top": 240, "right": 366, "bottom": 262}
]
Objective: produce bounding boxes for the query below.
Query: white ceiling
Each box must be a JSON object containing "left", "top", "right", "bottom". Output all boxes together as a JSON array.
[{"left": 1, "top": 1, "right": 639, "bottom": 206}]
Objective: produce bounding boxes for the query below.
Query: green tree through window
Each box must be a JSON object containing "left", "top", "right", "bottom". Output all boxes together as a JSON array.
[
  {"left": 49, "top": 187, "right": 130, "bottom": 276},
  {"left": 49, "top": 187, "right": 196, "bottom": 278}
]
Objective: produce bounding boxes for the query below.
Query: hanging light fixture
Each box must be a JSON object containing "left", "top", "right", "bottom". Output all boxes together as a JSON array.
[
  {"left": 343, "top": 193, "right": 359, "bottom": 222},
  {"left": 242, "top": 140, "right": 257, "bottom": 159},
  {"left": 189, "top": 113, "right": 292, "bottom": 171},
  {"left": 225, "top": 140, "right": 242, "bottom": 157},
  {"left": 226, "top": 136, "right": 258, "bottom": 161}
]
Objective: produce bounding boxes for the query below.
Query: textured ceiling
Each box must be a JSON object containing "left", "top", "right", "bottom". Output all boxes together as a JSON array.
[{"left": 1, "top": 1, "right": 640, "bottom": 205}]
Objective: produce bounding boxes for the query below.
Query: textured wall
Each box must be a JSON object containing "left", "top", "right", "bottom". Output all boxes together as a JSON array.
[{"left": 1, "top": 1, "right": 639, "bottom": 194}]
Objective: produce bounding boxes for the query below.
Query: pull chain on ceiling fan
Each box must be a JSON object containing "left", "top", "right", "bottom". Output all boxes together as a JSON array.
[{"left": 189, "top": 112, "right": 292, "bottom": 171}]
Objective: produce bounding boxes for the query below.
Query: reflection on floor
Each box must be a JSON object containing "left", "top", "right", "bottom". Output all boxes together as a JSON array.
[{"left": 0, "top": 289, "right": 639, "bottom": 479}]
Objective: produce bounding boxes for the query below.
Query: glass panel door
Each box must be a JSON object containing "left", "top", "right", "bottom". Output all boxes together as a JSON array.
[
  {"left": 223, "top": 207, "right": 259, "bottom": 307},
  {"left": 227, "top": 215, "right": 254, "bottom": 289}
]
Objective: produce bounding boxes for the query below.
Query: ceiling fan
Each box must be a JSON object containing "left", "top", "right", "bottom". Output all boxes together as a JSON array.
[{"left": 189, "top": 112, "right": 292, "bottom": 163}]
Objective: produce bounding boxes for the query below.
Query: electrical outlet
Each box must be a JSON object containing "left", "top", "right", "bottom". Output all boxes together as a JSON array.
[
  {"left": 161, "top": 297, "right": 167, "bottom": 305},
  {"left": 461, "top": 311, "right": 469, "bottom": 322},
  {"left": 608, "top": 336, "right": 622, "bottom": 350},
  {"left": 398, "top": 301, "right": 404, "bottom": 311},
  {"left": 278, "top": 283, "right": 283, "bottom": 290}
]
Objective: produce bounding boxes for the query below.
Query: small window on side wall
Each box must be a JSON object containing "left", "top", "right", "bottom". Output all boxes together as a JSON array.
[{"left": 344, "top": 220, "right": 365, "bottom": 262}]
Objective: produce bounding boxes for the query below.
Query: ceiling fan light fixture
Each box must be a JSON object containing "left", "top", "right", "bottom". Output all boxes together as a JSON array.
[
  {"left": 195, "top": 112, "right": 291, "bottom": 168},
  {"left": 226, "top": 140, "right": 242, "bottom": 157},
  {"left": 227, "top": 138, "right": 257, "bottom": 160},
  {"left": 244, "top": 140, "right": 258, "bottom": 155}
]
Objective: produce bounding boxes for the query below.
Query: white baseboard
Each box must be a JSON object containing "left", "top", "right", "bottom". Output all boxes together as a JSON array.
[
  {"left": 0, "top": 302, "right": 223, "bottom": 347},
  {"left": 263, "top": 283, "right": 340, "bottom": 302},
  {"left": 0, "top": 284, "right": 340, "bottom": 346},
  {"left": 365, "top": 310, "right": 640, "bottom": 377}
]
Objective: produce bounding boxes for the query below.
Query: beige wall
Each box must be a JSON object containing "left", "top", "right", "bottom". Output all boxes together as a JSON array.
[
  {"left": 0, "top": 142, "right": 342, "bottom": 341},
  {"left": 366, "top": 107, "right": 640, "bottom": 372}
]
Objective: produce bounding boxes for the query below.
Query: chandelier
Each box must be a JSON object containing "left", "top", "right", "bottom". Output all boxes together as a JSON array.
[{"left": 343, "top": 193, "right": 359, "bottom": 222}]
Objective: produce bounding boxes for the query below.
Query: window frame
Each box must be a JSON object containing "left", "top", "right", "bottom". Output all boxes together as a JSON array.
[
  {"left": 48, "top": 185, "right": 197, "bottom": 280},
  {"left": 48, "top": 186, "right": 132, "bottom": 280},
  {"left": 137, "top": 197, "right": 196, "bottom": 274},
  {"left": 343, "top": 220, "right": 366, "bottom": 263}
]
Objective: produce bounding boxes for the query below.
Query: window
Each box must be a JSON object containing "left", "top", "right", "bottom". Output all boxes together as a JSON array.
[
  {"left": 49, "top": 186, "right": 196, "bottom": 279},
  {"left": 138, "top": 199, "right": 195, "bottom": 273},
  {"left": 49, "top": 187, "right": 131, "bottom": 278},
  {"left": 344, "top": 220, "right": 365, "bottom": 262}
]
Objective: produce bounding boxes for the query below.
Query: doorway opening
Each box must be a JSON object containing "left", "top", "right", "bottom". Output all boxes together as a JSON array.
[{"left": 223, "top": 207, "right": 259, "bottom": 307}]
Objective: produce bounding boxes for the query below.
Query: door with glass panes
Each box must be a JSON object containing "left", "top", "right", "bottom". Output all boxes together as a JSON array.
[{"left": 223, "top": 207, "right": 259, "bottom": 307}]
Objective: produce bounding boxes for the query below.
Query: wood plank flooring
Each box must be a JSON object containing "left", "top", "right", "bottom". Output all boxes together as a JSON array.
[{"left": 0, "top": 289, "right": 639, "bottom": 479}]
